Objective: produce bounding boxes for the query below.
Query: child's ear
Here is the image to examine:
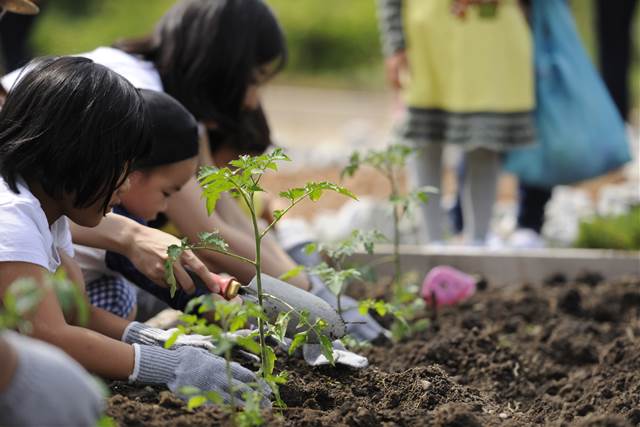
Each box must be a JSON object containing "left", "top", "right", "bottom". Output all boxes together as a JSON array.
[{"left": 127, "top": 170, "right": 146, "bottom": 185}]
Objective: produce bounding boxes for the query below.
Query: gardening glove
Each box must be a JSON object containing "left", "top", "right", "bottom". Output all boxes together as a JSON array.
[
  {"left": 230, "top": 330, "right": 368, "bottom": 368},
  {"left": 287, "top": 242, "right": 391, "bottom": 343},
  {"left": 131, "top": 344, "right": 271, "bottom": 408},
  {"left": 302, "top": 340, "right": 368, "bottom": 368},
  {"left": 122, "top": 321, "right": 214, "bottom": 350},
  {"left": 0, "top": 331, "right": 105, "bottom": 427}
]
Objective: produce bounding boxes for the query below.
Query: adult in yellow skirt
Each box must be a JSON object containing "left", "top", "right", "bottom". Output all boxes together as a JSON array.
[{"left": 378, "top": 0, "right": 535, "bottom": 244}]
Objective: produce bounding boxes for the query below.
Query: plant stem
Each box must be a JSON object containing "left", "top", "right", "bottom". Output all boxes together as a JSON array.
[
  {"left": 249, "top": 193, "right": 269, "bottom": 378},
  {"left": 388, "top": 167, "right": 402, "bottom": 289},
  {"left": 191, "top": 245, "right": 256, "bottom": 266},
  {"left": 259, "top": 191, "right": 312, "bottom": 239},
  {"left": 334, "top": 260, "right": 344, "bottom": 320},
  {"left": 225, "top": 344, "right": 236, "bottom": 409}
]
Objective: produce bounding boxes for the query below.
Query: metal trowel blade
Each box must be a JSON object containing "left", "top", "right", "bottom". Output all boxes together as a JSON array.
[{"left": 246, "top": 273, "right": 346, "bottom": 342}]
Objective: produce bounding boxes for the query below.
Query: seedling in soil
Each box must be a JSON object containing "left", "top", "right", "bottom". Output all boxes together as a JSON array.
[
  {"left": 342, "top": 144, "right": 437, "bottom": 290},
  {"left": 303, "top": 230, "right": 418, "bottom": 343},
  {"left": 304, "top": 229, "right": 386, "bottom": 317},
  {"left": 164, "top": 148, "right": 356, "bottom": 396},
  {"left": 341, "top": 144, "right": 435, "bottom": 340}
]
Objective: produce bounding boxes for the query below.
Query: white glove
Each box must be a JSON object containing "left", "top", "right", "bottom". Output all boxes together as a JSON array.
[
  {"left": 130, "top": 344, "right": 271, "bottom": 407},
  {"left": 229, "top": 329, "right": 368, "bottom": 368},
  {"left": 122, "top": 321, "right": 213, "bottom": 350},
  {"left": 0, "top": 331, "right": 105, "bottom": 427},
  {"left": 302, "top": 340, "right": 369, "bottom": 368},
  {"left": 273, "top": 334, "right": 368, "bottom": 368}
]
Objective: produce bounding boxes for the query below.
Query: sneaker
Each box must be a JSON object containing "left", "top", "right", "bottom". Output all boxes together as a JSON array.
[{"left": 508, "top": 228, "right": 545, "bottom": 249}]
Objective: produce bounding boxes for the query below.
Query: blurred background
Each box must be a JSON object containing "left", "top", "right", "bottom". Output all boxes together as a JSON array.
[{"left": 2, "top": 0, "right": 639, "bottom": 249}]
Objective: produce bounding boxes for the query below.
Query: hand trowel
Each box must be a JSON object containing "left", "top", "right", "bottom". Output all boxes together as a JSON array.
[{"left": 190, "top": 271, "right": 346, "bottom": 343}]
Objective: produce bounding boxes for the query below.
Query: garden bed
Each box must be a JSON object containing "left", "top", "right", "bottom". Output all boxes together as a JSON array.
[{"left": 106, "top": 273, "right": 640, "bottom": 426}]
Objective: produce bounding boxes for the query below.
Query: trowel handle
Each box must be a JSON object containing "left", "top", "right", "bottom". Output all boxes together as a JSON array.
[
  {"left": 216, "top": 276, "right": 243, "bottom": 300},
  {"left": 185, "top": 269, "right": 243, "bottom": 300}
]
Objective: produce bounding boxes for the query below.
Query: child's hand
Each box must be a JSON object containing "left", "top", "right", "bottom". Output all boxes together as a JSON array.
[
  {"left": 385, "top": 50, "right": 408, "bottom": 90},
  {"left": 131, "top": 344, "right": 272, "bottom": 407},
  {"left": 122, "top": 321, "right": 214, "bottom": 350},
  {"left": 126, "top": 225, "right": 220, "bottom": 295}
]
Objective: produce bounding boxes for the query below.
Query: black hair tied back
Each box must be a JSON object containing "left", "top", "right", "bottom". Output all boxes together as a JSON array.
[
  {"left": 134, "top": 89, "right": 199, "bottom": 170},
  {"left": 116, "top": 0, "right": 287, "bottom": 133}
]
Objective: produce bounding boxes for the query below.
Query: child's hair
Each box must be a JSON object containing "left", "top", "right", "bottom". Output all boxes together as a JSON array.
[
  {"left": 114, "top": 0, "right": 287, "bottom": 131},
  {"left": 0, "top": 56, "right": 151, "bottom": 211},
  {"left": 207, "top": 105, "right": 272, "bottom": 157},
  {"left": 134, "top": 89, "right": 199, "bottom": 171}
]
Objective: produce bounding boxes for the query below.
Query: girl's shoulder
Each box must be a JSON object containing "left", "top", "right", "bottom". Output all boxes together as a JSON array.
[
  {"left": 79, "top": 47, "right": 164, "bottom": 92},
  {"left": 1, "top": 47, "right": 164, "bottom": 93},
  {"left": 0, "top": 178, "right": 72, "bottom": 272}
]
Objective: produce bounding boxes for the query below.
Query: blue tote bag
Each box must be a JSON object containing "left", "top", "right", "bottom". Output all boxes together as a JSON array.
[{"left": 504, "top": 0, "right": 631, "bottom": 188}]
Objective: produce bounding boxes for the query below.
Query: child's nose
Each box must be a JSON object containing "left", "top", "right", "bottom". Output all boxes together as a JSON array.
[{"left": 160, "top": 198, "right": 168, "bottom": 213}]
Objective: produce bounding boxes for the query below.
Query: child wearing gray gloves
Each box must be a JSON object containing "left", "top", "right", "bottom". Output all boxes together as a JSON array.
[{"left": 0, "top": 57, "right": 268, "bottom": 408}]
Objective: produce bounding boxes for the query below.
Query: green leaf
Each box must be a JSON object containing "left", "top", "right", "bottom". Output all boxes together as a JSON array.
[
  {"left": 279, "top": 265, "right": 304, "bottom": 281},
  {"left": 198, "top": 231, "right": 229, "bottom": 252},
  {"left": 179, "top": 386, "right": 202, "bottom": 396},
  {"left": 264, "top": 346, "right": 276, "bottom": 376},
  {"left": 303, "top": 242, "right": 318, "bottom": 255},
  {"left": 358, "top": 299, "right": 374, "bottom": 315},
  {"left": 164, "top": 329, "right": 183, "bottom": 349},
  {"left": 187, "top": 395, "right": 207, "bottom": 410},
  {"left": 236, "top": 335, "right": 261, "bottom": 355},
  {"left": 279, "top": 187, "right": 306, "bottom": 202},
  {"left": 318, "top": 335, "right": 335, "bottom": 365},
  {"left": 96, "top": 416, "right": 117, "bottom": 427},
  {"left": 288, "top": 332, "right": 307, "bottom": 355},
  {"left": 184, "top": 296, "right": 206, "bottom": 315},
  {"left": 374, "top": 300, "right": 388, "bottom": 316},
  {"left": 204, "top": 391, "right": 224, "bottom": 406},
  {"left": 341, "top": 151, "right": 361, "bottom": 179},
  {"left": 165, "top": 243, "right": 188, "bottom": 299}
]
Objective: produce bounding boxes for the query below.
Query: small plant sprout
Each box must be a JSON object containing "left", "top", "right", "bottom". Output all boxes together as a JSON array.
[
  {"left": 303, "top": 230, "right": 413, "bottom": 343},
  {"left": 342, "top": 144, "right": 437, "bottom": 289},
  {"left": 164, "top": 148, "right": 356, "bottom": 390},
  {"left": 304, "top": 230, "right": 387, "bottom": 317}
]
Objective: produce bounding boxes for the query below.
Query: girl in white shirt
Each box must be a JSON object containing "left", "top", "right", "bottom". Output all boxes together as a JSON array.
[{"left": 0, "top": 56, "right": 269, "bottom": 406}]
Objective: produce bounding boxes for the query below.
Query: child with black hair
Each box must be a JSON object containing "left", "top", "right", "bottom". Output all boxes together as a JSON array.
[
  {"left": 0, "top": 57, "right": 269, "bottom": 406},
  {"left": 2, "top": 0, "right": 387, "bottom": 342},
  {"left": 75, "top": 89, "right": 241, "bottom": 320}
]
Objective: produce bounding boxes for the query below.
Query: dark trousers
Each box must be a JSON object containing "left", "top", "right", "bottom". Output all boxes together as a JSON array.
[
  {"left": 596, "top": 0, "right": 638, "bottom": 120},
  {"left": 0, "top": 13, "right": 38, "bottom": 72},
  {"left": 515, "top": 183, "right": 552, "bottom": 233}
]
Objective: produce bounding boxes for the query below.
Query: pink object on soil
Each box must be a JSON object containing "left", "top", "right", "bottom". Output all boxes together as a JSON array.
[{"left": 421, "top": 266, "right": 477, "bottom": 307}]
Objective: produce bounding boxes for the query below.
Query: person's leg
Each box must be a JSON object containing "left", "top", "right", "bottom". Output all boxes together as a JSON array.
[
  {"left": 407, "top": 143, "right": 445, "bottom": 242},
  {"left": 595, "top": 0, "right": 638, "bottom": 121},
  {"left": 516, "top": 182, "right": 553, "bottom": 234},
  {"left": 0, "top": 13, "right": 38, "bottom": 72},
  {"left": 449, "top": 158, "right": 465, "bottom": 234},
  {"left": 86, "top": 275, "right": 138, "bottom": 320},
  {"left": 461, "top": 148, "right": 501, "bottom": 243}
]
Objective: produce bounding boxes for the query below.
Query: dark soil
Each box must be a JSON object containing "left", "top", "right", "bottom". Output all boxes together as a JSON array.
[{"left": 107, "top": 274, "right": 640, "bottom": 426}]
